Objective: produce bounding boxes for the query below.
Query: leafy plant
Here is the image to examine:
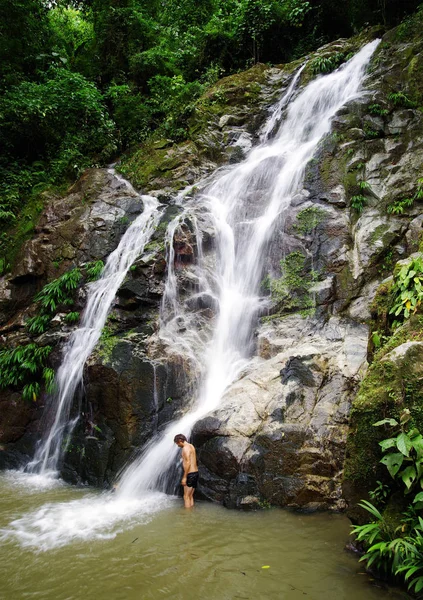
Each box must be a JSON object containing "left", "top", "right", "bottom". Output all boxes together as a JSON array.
[
  {"left": 85, "top": 260, "right": 104, "bottom": 282},
  {"left": 369, "top": 480, "right": 390, "bottom": 505},
  {"left": 352, "top": 413, "right": 423, "bottom": 592},
  {"left": 368, "top": 104, "right": 389, "bottom": 117},
  {"left": 0, "top": 343, "right": 53, "bottom": 401},
  {"left": 64, "top": 311, "right": 80, "bottom": 324},
  {"left": 388, "top": 197, "right": 414, "bottom": 215},
  {"left": 351, "top": 194, "right": 367, "bottom": 213},
  {"left": 310, "top": 52, "right": 345, "bottom": 75},
  {"left": 26, "top": 314, "right": 52, "bottom": 335},
  {"left": 388, "top": 91, "right": 417, "bottom": 109},
  {"left": 373, "top": 410, "right": 423, "bottom": 501},
  {"left": 389, "top": 257, "right": 423, "bottom": 322},
  {"left": 35, "top": 268, "right": 81, "bottom": 312},
  {"left": 364, "top": 125, "right": 381, "bottom": 139},
  {"left": 388, "top": 178, "right": 423, "bottom": 214}
]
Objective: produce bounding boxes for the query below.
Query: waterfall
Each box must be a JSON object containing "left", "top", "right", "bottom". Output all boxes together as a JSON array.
[
  {"left": 26, "top": 173, "right": 162, "bottom": 477},
  {"left": 2, "top": 40, "right": 380, "bottom": 550},
  {"left": 116, "top": 40, "right": 380, "bottom": 498}
]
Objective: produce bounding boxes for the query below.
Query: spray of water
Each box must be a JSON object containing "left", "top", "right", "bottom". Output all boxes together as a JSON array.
[{"left": 26, "top": 173, "right": 162, "bottom": 478}]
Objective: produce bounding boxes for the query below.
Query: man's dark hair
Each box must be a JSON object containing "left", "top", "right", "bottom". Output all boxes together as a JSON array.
[{"left": 174, "top": 434, "right": 187, "bottom": 444}]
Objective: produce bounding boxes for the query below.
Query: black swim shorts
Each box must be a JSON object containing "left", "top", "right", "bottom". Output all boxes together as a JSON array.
[{"left": 186, "top": 471, "right": 199, "bottom": 489}]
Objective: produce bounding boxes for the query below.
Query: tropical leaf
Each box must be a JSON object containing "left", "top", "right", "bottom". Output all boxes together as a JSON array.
[{"left": 380, "top": 452, "right": 404, "bottom": 478}]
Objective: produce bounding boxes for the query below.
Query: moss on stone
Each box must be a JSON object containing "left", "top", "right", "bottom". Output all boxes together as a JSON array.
[
  {"left": 344, "top": 316, "right": 423, "bottom": 495},
  {"left": 293, "top": 206, "right": 327, "bottom": 235}
]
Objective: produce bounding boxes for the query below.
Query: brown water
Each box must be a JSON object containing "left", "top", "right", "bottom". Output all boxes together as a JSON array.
[{"left": 0, "top": 472, "right": 409, "bottom": 600}]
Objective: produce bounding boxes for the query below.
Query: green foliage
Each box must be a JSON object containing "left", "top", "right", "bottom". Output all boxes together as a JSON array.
[
  {"left": 35, "top": 268, "right": 81, "bottom": 313},
  {"left": 85, "top": 260, "right": 105, "bottom": 282},
  {"left": 388, "top": 178, "right": 423, "bottom": 215},
  {"left": 368, "top": 104, "right": 389, "bottom": 117},
  {"left": 265, "top": 251, "right": 317, "bottom": 313},
  {"left": 351, "top": 194, "right": 367, "bottom": 213},
  {"left": 388, "top": 91, "right": 417, "bottom": 109},
  {"left": 373, "top": 410, "right": 423, "bottom": 498},
  {"left": 388, "top": 197, "right": 414, "bottom": 215},
  {"left": 310, "top": 52, "right": 345, "bottom": 75},
  {"left": 0, "top": 343, "right": 52, "bottom": 401},
  {"left": 390, "top": 257, "right": 423, "bottom": 323},
  {"left": 363, "top": 125, "right": 382, "bottom": 139},
  {"left": 293, "top": 206, "right": 327, "bottom": 235},
  {"left": 352, "top": 414, "right": 423, "bottom": 593},
  {"left": 64, "top": 311, "right": 80, "bottom": 324},
  {"left": 96, "top": 324, "right": 120, "bottom": 362},
  {"left": 0, "top": 67, "right": 116, "bottom": 174},
  {"left": 350, "top": 179, "right": 372, "bottom": 213},
  {"left": 26, "top": 314, "right": 52, "bottom": 335}
]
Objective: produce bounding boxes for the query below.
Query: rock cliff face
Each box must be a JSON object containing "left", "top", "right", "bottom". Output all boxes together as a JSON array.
[{"left": 1, "top": 12, "right": 423, "bottom": 511}]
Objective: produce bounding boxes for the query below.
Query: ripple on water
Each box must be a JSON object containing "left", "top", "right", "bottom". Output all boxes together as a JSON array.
[{"left": 0, "top": 491, "right": 175, "bottom": 551}]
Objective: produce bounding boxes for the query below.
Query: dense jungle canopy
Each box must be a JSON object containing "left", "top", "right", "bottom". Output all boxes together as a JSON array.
[{"left": 0, "top": 0, "right": 420, "bottom": 272}]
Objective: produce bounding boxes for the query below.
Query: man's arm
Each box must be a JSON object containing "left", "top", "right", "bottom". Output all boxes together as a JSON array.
[{"left": 181, "top": 446, "right": 191, "bottom": 485}]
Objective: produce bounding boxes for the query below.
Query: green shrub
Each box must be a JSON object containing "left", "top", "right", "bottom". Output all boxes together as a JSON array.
[
  {"left": 350, "top": 194, "right": 367, "bottom": 213},
  {"left": 64, "top": 311, "right": 80, "bottom": 324},
  {"left": 35, "top": 267, "right": 81, "bottom": 312},
  {"left": 310, "top": 52, "right": 345, "bottom": 75},
  {"left": 0, "top": 343, "right": 53, "bottom": 401},
  {"left": 389, "top": 257, "right": 423, "bottom": 324},
  {"left": 388, "top": 91, "right": 417, "bottom": 109},
  {"left": 85, "top": 260, "right": 105, "bottom": 282},
  {"left": 352, "top": 412, "right": 423, "bottom": 594},
  {"left": 368, "top": 104, "right": 389, "bottom": 117}
]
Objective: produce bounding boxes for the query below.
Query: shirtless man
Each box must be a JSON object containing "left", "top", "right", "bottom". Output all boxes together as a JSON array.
[{"left": 174, "top": 434, "right": 198, "bottom": 508}]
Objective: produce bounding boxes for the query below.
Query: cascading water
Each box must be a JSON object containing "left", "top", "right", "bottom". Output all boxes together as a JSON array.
[
  {"left": 116, "top": 39, "right": 380, "bottom": 498},
  {"left": 2, "top": 40, "right": 379, "bottom": 549},
  {"left": 26, "top": 172, "right": 162, "bottom": 477}
]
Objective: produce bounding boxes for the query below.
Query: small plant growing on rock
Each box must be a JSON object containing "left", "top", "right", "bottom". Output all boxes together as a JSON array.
[
  {"left": 310, "top": 52, "right": 345, "bottom": 75},
  {"left": 85, "top": 260, "right": 104, "bottom": 282},
  {"left": 35, "top": 268, "right": 81, "bottom": 312},
  {"left": 368, "top": 104, "right": 389, "bottom": 117},
  {"left": 293, "top": 206, "right": 327, "bottom": 235},
  {"left": 265, "top": 251, "right": 317, "bottom": 314},
  {"left": 64, "top": 311, "right": 80, "bottom": 324},
  {"left": 388, "top": 91, "right": 417, "bottom": 109},
  {"left": 389, "top": 257, "right": 423, "bottom": 324},
  {"left": 364, "top": 125, "right": 382, "bottom": 139},
  {"left": 350, "top": 194, "right": 366, "bottom": 213},
  {"left": 388, "top": 178, "right": 423, "bottom": 215},
  {"left": 350, "top": 181, "right": 372, "bottom": 213}
]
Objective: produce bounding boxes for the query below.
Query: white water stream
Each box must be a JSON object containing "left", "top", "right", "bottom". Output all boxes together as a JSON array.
[
  {"left": 26, "top": 174, "right": 162, "bottom": 477},
  {"left": 116, "top": 39, "right": 380, "bottom": 498},
  {"left": 3, "top": 40, "right": 379, "bottom": 549}
]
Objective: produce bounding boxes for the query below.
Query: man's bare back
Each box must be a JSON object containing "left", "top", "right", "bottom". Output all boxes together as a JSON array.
[{"left": 174, "top": 434, "right": 198, "bottom": 508}]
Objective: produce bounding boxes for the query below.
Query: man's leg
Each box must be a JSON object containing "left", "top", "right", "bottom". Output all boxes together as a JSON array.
[
  {"left": 183, "top": 485, "right": 192, "bottom": 508},
  {"left": 188, "top": 486, "right": 195, "bottom": 507}
]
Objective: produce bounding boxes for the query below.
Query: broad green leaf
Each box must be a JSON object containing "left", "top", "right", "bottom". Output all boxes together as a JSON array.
[
  {"left": 379, "top": 438, "right": 397, "bottom": 451},
  {"left": 397, "top": 432, "right": 412, "bottom": 457},
  {"left": 401, "top": 465, "right": 417, "bottom": 489},
  {"left": 380, "top": 452, "right": 404, "bottom": 478},
  {"left": 413, "top": 492, "right": 423, "bottom": 504}
]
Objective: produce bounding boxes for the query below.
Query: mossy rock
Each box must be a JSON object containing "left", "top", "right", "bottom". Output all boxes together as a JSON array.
[{"left": 344, "top": 320, "right": 423, "bottom": 508}]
